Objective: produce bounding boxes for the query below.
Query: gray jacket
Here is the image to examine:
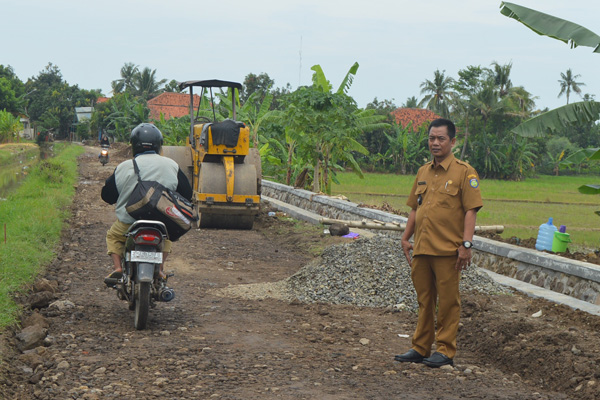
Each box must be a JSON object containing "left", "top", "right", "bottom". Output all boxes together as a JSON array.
[{"left": 101, "top": 152, "right": 192, "bottom": 224}]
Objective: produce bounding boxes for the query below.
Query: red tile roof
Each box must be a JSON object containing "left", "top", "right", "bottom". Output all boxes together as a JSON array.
[
  {"left": 96, "top": 97, "right": 109, "bottom": 104},
  {"left": 391, "top": 108, "right": 441, "bottom": 132},
  {"left": 148, "top": 92, "right": 200, "bottom": 120}
]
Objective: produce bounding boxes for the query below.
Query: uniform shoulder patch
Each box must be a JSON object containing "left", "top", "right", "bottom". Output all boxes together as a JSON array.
[{"left": 469, "top": 177, "right": 479, "bottom": 188}]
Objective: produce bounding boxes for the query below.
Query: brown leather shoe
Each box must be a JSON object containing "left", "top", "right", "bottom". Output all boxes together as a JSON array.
[
  {"left": 394, "top": 349, "right": 424, "bottom": 363},
  {"left": 422, "top": 352, "right": 453, "bottom": 368}
]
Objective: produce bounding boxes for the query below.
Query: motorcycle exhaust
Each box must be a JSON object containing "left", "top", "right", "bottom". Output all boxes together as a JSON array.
[{"left": 158, "top": 287, "right": 175, "bottom": 302}]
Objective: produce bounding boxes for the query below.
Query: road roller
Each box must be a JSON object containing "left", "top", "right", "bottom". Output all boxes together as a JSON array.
[{"left": 162, "top": 80, "right": 261, "bottom": 229}]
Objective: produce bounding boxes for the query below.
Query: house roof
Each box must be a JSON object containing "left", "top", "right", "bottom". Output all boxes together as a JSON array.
[
  {"left": 96, "top": 97, "right": 109, "bottom": 104},
  {"left": 148, "top": 92, "right": 200, "bottom": 120},
  {"left": 391, "top": 108, "right": 441, "bottom": 132}
]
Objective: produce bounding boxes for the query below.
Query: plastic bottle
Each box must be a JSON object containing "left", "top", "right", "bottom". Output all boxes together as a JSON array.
[{"left": 535, "top": 218, "right": 558, "bottom": 251}]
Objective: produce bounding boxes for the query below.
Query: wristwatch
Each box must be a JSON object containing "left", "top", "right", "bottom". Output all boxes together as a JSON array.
[{"left": 462, "top": 241, "right": 473, "bottom": 249}]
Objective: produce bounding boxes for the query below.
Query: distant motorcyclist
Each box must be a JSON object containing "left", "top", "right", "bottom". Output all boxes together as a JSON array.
[
  {"left": 100, "top": 134, "right": 110, "bottom": 147},
  {"left": 100, "top": 123, "right": 193, "bottom": 281}
]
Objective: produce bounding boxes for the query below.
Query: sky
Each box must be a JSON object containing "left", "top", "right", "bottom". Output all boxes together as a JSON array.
[{"left": 3, "top": 0, "right": 599, "bottom": 112}]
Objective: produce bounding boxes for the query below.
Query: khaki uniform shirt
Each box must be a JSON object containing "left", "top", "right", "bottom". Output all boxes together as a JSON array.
[{"left": 406, "top": 153, "right": 483, "bottom": 256}]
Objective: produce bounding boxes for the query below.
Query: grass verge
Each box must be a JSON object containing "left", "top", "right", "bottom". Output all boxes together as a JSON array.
[
  {"left": 333, "top": 172, "right": 600, "bottom": 251},
  {"left": 0, "top": 143, "right": 84, "bottom": 329},
  {"left": 0, "top": 142, "right": 38, "bottom": 167}
]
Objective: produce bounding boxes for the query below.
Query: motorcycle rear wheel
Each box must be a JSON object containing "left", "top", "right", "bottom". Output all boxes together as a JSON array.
[{"left": 134, "top": 282, "right": 150, "bottom": 330}]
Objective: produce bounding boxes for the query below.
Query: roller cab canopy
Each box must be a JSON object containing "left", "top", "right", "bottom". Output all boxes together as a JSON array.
[{"left": 178, "top": 80, "right": 242, "bottom": 91}]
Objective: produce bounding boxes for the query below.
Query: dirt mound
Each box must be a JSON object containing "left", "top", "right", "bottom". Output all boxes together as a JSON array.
[{"left": 110, "top": 142, "right": 132, "bottom": 159}]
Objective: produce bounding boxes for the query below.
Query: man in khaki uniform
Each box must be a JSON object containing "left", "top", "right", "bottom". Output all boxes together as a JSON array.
[{"left": 395, "top": 118, "right": 482, "bottom": 368}]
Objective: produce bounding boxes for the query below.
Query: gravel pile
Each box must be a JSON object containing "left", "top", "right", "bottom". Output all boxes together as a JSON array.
[
  {"left": 286, "top": 234, "right": 511, "bottom": 311},
  {"left": 217, "top": 234, "right": 511, "bottom": 311}
]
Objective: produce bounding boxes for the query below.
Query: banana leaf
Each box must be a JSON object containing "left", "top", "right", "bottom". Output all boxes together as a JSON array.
[
  {"left": 500, "top": 2, "right": 600, "bottom": 53},
  {"left": 511, "top": 101, "right": 600, "bottom": 137},
  {"left": 310, "top": 65, "right": 333, "bottom": 93},
  {"left": 579, "top": 184, "right": 600, "bottom": 195},
  {"left": 575, "top": 147, "right": 600, "bottom": 196},
  {"left": 336, "top": 62, "right": 359, "bottom": 95},
  {"left": 560, "top": 147, "right": 600, "bottom": 196},
  {"left": 561, "top": 147, "right": 600, "bottom": 167}
]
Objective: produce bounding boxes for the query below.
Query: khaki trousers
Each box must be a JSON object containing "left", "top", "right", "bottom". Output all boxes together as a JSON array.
[
  {"left": 106, "top": 220, "right": 172, "bottom": 256},
  {"left": 410, "top": 255, "right": 461, "bottom": 359}
]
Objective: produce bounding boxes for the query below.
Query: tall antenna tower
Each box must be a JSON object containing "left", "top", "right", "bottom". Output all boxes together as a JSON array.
[{"left": 299, "top": 36, "right": 302, "bottom": 87}]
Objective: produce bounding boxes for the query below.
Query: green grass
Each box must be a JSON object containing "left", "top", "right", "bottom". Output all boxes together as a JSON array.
[
  {"left": 332, "top": 172, "right": 600, "bottom": 251},
  {"left": 0, "top": 143, "right": 84, "bottom": 328},
  {"left": 0, "top": 142, "right": 38, "bottom": 166}
]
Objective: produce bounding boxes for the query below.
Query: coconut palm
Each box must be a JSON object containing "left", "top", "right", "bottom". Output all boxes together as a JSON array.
[
  {"left": 111, "top": 63, "right": 139, "bottom": 94},
  {"left": 491, "top": 61, "right": 513, "bottom": 97},
  {"left": 402, "top": 96, "right": 419, "bottom": 108},
  {"left": 133, "top": 67, "right": 167, "bottom": 101},
  {"left": 471, "top": 83, "right": 503, "bottom": 131},
  {"left": 418, "top": 70, "right": 455, "bottom": 118},
  {"left": 558, "top": 69, "right": 585, "bottom": 104},
  {"left": 503, "top": 86, "right": 537, "bottom": 120}
]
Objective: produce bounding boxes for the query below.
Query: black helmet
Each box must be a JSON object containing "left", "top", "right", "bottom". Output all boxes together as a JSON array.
[{"left": 130, "top": 123, "right": 163, "bottom": 155}]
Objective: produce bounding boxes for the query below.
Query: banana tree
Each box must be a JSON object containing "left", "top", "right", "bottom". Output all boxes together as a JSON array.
[
  {"left": 500, "top": 2, "right": 600, "bottom": 137},
  {"left": 501, "top": 2, "right": 600, "bottom": 209},
  {"left": 0, "top": 110, "right": 23, "bottom": 143},
  {"left": 311, "top": 62, "right": 359, "bottom": 95}
]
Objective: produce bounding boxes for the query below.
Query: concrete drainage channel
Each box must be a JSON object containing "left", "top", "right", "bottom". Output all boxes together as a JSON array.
[{"left": 261, "top": 180, "right": 600, "bottom": 316}]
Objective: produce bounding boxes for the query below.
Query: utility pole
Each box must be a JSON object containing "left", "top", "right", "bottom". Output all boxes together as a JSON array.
[{"left": 299, "top": 36, "right": 302, "bottom": 87}]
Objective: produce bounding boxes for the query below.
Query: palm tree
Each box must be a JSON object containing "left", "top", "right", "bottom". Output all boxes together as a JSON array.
[
  {"left": 471, "top": 83, "right": 502, "bottom": 131},
  {"left": 491, "top": 61, "right": 513, "bottom": 97},
  {"left": 133, "top": 67, "right": 167, "bottom": 100},
  {"left": 402, "top": 96, "right": 419, "bottom": 108},
  {"left": 503, "top": 86, "right": 537, "bottom": 120},
  {"left": 418, "top": 70, "right": 455, "bottom": 118},
  {"left": 111, "top": 63, "right": 139, "bottom": 94},
  {"left": 558, "top": 69, "right": 585, "bottom": 104}
]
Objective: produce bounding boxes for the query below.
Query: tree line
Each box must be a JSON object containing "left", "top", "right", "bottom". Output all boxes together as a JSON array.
[{"left": 1, "top": 58, "right": 599, "bottom": 191}]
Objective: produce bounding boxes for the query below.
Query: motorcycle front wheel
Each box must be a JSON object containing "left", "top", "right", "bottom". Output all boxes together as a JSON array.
[{"left": 134, "top": 282, "right": 150, "bottom": 330}]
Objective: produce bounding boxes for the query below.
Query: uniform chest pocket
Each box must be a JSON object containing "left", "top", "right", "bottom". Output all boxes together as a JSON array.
[
  {"left": 438, "top": 185, "right": 459, "bottom": 208},
  {"left": 415, "top": 185, "right": 427, "bottom": 206}
]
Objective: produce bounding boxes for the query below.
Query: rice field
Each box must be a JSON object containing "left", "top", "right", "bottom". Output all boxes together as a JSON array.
[{"left": 332, "top": 172, "right": 600, "bottom": 252}]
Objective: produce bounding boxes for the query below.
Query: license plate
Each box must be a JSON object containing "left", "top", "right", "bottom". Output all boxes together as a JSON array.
[{"left": 130, "top": 251, "right": 162, "bottom": 263}]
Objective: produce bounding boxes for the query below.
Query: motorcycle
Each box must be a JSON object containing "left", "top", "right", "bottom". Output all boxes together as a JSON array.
[
  {"left": 99, "top": 145, "right": 110, "bottom": 165},
  {"left": 104, "top": 220, "right": 176, "bottom": 330}
]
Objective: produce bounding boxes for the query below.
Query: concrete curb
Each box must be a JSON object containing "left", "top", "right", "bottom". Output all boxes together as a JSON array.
[{"left": 479, "top": 269, "right": 600, "bottom": 316}]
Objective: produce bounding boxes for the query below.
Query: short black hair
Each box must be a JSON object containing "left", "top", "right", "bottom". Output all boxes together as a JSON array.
[{"left": 428, "top": 118, "right": 456, "bottom": 139}]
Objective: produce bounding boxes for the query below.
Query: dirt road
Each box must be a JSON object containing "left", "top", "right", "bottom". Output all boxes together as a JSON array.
[{"left": 1, "top": 145, "right": 599, "bottom": 399}]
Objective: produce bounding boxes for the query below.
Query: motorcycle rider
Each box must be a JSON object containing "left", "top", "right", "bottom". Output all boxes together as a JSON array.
[
  {"left": 99, "top": 134, "right": 110, "bottom": 162},
  {"left": 100, "top": 133, "right": 110, "bottom": 147},
  {"left": 100, "top": 123, "right": 193, "bottom": 281}
]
